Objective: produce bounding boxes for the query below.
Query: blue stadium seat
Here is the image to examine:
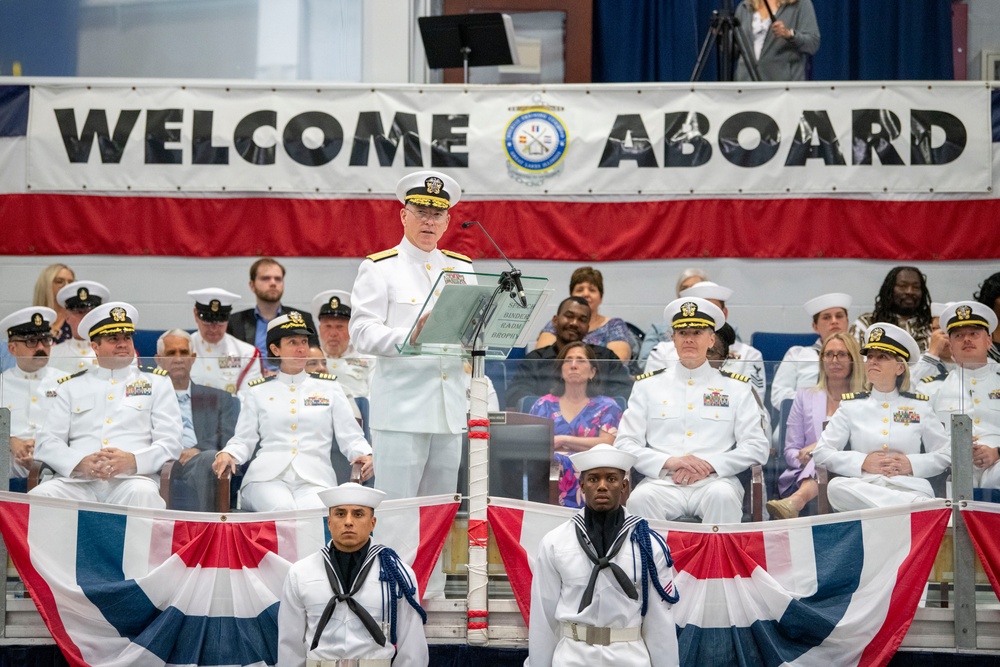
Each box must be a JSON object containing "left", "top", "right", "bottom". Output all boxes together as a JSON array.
[{"left": 750, "top": 331, "right": 818, "bottom": 419}]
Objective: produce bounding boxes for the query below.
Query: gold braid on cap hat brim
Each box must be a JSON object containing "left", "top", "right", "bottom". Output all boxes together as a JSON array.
[
  {"left": 405, "top": 194, "right": 450, "bottom": 209},
  {"left": 863, "top": 341, "right": 909, "bottom": 360},
  {"left": 946, "top": 318, "right": 990, "bottom": 331},
  {"left": 89, "top": 322, "right": 135, "bottom": 338},
  {"left": 672, "top": 317, "right": 715, "bottom": 329}
]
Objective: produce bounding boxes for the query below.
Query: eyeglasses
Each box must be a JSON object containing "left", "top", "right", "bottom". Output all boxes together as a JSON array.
[
  {"left": 11, "top": 335, "right": 53, "bottom": 348},
  {"left": 822, "top": 352, "right": 850, "bottom": 361},
  {"left": 406, "top": 206, "right": 447, "bottom": 222}
]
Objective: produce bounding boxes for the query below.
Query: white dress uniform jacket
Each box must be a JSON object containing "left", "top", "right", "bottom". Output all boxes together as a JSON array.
[
  {"left": 278, "top": 546, "right": 428, "bottom": 667},
  {"left": 220, "top": 371, "right": 371, "bottom": 488},
  {"left": 34, "top": 365, "right": 183, "bottom": 478},
  {"left": 812, "top": 388, "right": 951, "bottom": 508},
  {"left": 526, "top": 514, "right": 678, "bottom": 667},
  {"left": 189, "top": 332, "right": 262, "bottom": 395},
  {"left": 1, "top": 365, "right": 62, "bottom": 476},
  {"left": 615, "top": 362, "right": 769, "bottom": 480},
  {"left": 48, "top": 338, "right": 97, "bottom": 374},
  {"left": 931, "top": 362, "right": 1000, "bottom": 487},
  {"left": 769, "top": 341, "right": 822, "bottom": 409},
  {"left": 646, "top": 340, "right": 767, "bottom": 396},
  {"left": 326, "top": 343, "right": 375, "bottom": 399},
  {"left": 349, "top": 237, "right": 475, "bottom": 434}
]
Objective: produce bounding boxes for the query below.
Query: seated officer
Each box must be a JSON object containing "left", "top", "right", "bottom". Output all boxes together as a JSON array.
[
  {"left": 615, "top": 298, "right": 769, "bottom": 524},
  {"left": 187, "top": 288, "right": 262, "bottom": 395},
  {"left": 31, "top": 302, "right": 183, "bottom": 508},
  {"left": 1, "top": 307, "right": 62, "bottom": 480},
  {"left": 931, "top": 301, "right": 1000, "bottom": 488},
  {"left": 48, "top": 281, "right": 110, "bottom": 374},
  {"left": 155, "top": 329, "right": 239, "bottom": 511},
  {"left": 312, "top": 289, "right": 374, "bottom": 399}
]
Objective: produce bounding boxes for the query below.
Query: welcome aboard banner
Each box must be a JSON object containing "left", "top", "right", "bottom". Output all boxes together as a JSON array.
[{"left": 22, "top": 81, "right": 992, "bottom": 196}]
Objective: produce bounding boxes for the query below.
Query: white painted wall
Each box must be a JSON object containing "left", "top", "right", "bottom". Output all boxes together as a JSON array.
[
  {"left": 1, "top": 255, "right": 992, "bottom": 345},
  {"left": 963, "top": 0, "right": 1000, "bottom": 79}
]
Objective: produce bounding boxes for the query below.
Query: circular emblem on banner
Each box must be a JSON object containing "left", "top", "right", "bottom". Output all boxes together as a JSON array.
[{"left": 504, "top": 109, "right": 569, "bottom": 186}]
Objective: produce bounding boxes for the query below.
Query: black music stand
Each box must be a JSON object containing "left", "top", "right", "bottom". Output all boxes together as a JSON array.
[{"left": 418, "top": 13, "right": 519, "bottom": 84}]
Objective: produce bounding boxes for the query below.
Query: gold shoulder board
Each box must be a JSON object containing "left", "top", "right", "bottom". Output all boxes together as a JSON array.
[
  {"left": 366, "top": 249, "right": 399, "bottom": 262},
  {"left": 441, "top": 249, "right": 473, "bottom": 263}
]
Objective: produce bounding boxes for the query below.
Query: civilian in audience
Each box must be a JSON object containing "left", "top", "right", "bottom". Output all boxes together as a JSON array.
[
  {"left": 32, "top": 263, "right": 75, "bottom": 343},
  {"left": 188, "top": 288, "right": 262, "bottom": 395},
  {"left": 768, "top": 333, "right": 864, "bottom": 519},
  {"left": 32, "top": 302, "right": 183, "bottom": 508},
  {"left": 507, "top": 297, "right": 633, "bottom": 409},
  {"left": 770, "top": 293, "right": 851, "bottom": 408},
  {"left": 912, "top": 302, "right": 955, "bottom": 390},
  {"left": 734, "top": 0, "right": 821, "bottom": 82},
  {"left": 212, "top": 312, "right": 372, "bottom": 511},
  {"left": 311, "top": 289, "right": 373, "bottom": 398},
  {"left": 646, "top": 281, "right": 767, "bottom": 395},
  {"left": 1, "top": 307, "right": 62, "bottom": 479},
  {"left": 48, "top": 281, "right": 111, "bottom": 374},
  {"left": 931, "top": 302, "right": 1000, "bottom": 488},
  {"left": 535, "top": 266, "right": 636, "bottom": 362},
  {"left": 227, "top": 258, "right": 316, "bottom": 368},
  {"left": 812, "top": 323, "right": 951, "bottom": 511},
  {"left": 850, "top": 266, "right": 933, "bottom": 353},
  {"left": 306, "top": 340, "right": 330, "bottom": 374},
  {"left": 154, "top": 329, "right": 238, "bottom": 511},
  {"left": 974, "top": 272, "right": 1000, "bottom": 364},
  {"left": 528, "top": 341, "right": 623, "bottom": 508},
  {"left": 616, "top": 298, "right": 769, "bottom": 523},
  {"left": 638, "top": 267, "right": 709, "bottom": 366}
]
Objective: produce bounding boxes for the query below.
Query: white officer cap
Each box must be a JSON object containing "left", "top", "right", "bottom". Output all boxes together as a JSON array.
[
  {"left": 679, "top": 280, "right": 734, "bottom": 303},
  {"left": 804, "top": 293, "right": 852, "bottom": 317},
  {"left": 941, "top": 301, "right": 998, "bottom": 334},
  {"left": 311, "top": 290, "right": 352, "bottom": 321},
  {"left": 1, "top": 307, "right": 57, "bottom": 340},
  {"left": 930, "top": 302, "right": 947, "bottom": 319},
  {"left": 78, "top": 301, "right": 138, "bottom": 342},
  {"left": 862, "top": 322, "right": 920, "bottom": 365},
  {"left": 317, "top": 483, "right": 386, "bottom": 509},
  {"left": 188, "top": 288, "right": 241, "bottom": 322},
  {"left": 57, "top": 281, "right": 110, "bottom": 310},
  {"left": 664, "top": 297, "right": 726, "bottom": 331},
  {"left": 570, "top": 444, "right": 637, "bottom": 474},
  {"left": 396, "top": 170, "right": 462, "bottom": 209}
]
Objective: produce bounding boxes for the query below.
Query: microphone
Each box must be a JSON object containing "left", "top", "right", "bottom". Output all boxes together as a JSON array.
[{"left": 462, "top": 221, "right": 528, "bottom": 307}]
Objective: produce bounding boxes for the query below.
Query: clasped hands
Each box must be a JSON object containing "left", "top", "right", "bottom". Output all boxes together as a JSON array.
[
  {"left": 72, "top": 448, "right": 137, "bottom": 480},
  {"left": 861, "top": 451, "right": 912, "bottom": 477},
  {"left": 664, "top": 455, "right": 715, "bottom": 486}
]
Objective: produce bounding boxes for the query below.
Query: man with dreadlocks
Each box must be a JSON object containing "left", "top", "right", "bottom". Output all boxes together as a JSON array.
[
  {"left": 526, "top": 444, "right": 679, "bottom": 667},
  {"left": 278, "top": 483, "right": 428, "bottom": 667},
  {"left": 850, "top": 266, "right": 934, "bottom": 354}
]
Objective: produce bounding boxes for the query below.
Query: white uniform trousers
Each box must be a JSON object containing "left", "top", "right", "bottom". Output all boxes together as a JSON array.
[
  {"left": 627, "top": 475, "right": 743, "bottom": 524},
  {"left": 827, "top": 476, "right": 933, "bottom": 512},
  {"left": 371, "top": 429, "right": 461, "bottom": 500},
  {"left": 30, "top": 476, "right": 163, "bottom": 509},
  {"left": 240, "top": 465, "right": 328, "bottom": 511},
  {"left": 976, "top": 466, "right": 1000, "bottom": 489}
]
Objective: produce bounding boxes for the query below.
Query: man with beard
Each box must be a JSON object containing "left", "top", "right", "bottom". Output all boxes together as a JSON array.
[
  {"left": 154, "top": 329, "right": 238, "bottom": 511},
  {"left": 48, "top": 281, "right": 110, "bottom": 374},
  {"left": 931, "top": 301, "right": 1000, "bottom": 488},
  {"left": 850, "top": 266, "right": 933, "bottom": 353},
  {"left": 526, "top": 444, "right": 678, "bottom": 667},
  {"left": 227, "top": 258, "right": 315, "bottom": 370},
  {"left": 1, "top": 307, "right": 62, "bottom": 481},
  {"left": 506, "top": 297, "right": 633, "bottom": 409},
  {"left": 31, "top": 302, "right": 183, "bottom": 508},
  {"left": 187, "top": 288, "right": 261, "bottom": 395}
]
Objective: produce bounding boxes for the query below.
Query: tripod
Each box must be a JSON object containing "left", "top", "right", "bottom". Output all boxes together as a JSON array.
[{"left": 690, "top": 1, "right": 762, "bottom": 82}]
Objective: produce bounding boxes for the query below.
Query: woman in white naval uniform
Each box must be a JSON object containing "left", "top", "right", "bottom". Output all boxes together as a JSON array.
[
  {"left": 213, "top": 312, "right": 373, "bottom": 511},
  {"left": 813, "top": 323, "right": 951, "bottom": 511}
]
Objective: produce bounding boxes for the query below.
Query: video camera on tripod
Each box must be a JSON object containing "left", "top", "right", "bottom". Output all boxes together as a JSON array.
[{"left": 690, "top": 0, "right": 763, "bottom": 82}]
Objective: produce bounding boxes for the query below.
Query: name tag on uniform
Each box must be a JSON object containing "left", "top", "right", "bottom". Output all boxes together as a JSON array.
[
  {"left": 45, "top": 390, "right": 57, "bottom": 398},
  {"left": 304, "top": 393, "right": 330, "bottom": 407},
  {"left": 704, "top": 390, "right": 730, "bottom": 408},
  {"left": 893, "top": 409, "right": 920, "bottom": 424},
  {"left": 443, "top": 272, "right": 466, "bottom": 285},
  {"left": 219, "top": 355, "right": 244, "bottom": 369},
  {"left": 126, "top": 380, "right": 152, "bottom": 397}
]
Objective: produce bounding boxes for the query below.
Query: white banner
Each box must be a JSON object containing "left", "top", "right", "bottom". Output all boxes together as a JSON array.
[{"left": 25, "top": 81, "right": 992, "bottom": 196}]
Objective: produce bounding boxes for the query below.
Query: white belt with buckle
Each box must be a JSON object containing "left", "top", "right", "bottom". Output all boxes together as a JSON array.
[
  {"left": 561, "top": 622, "right": 641, "bottom": 646},
  {"left": 305, "top": 659, "right": 391, "bottom": 667}
]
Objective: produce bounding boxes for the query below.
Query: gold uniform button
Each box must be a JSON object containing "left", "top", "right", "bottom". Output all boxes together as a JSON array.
[
  {"left": 661, "top": 412, "right": 666, "bottom": 416},
  {"left": 883, "top": 417, "right": 889, "bottom": 423},
  {"left": 882, "top": 403, "right": 889, "bottom": 409},
  {"left": 106, "top": 418, "right": 112, "bottom": 424},
  {"left": 291, "top": 399, "right": 296, "bottom": 404},
  {"left": 882, "top": 444, "right": 888, "bottom": 450},
  {"left": 291, "top": 424, "right": 298, "bottom": 431},
  {"left": 291, "top": 449, "right": 297, "bottom": 455},
  {"left": 411, "top": 298, "right": 416, "bottom": 303},
  {"left": 103, "top": 439, "right": 109, "bottom": 445},
  {"left": 975, "top": 418, "right": 981, "bottom": 425},
  {"left": 108, "top": 395, "right": 114, "bottom": 400},
  {"left": 206, "top": 365, "right": 212, "bottom": 371},
  {"left": 290, "top": 386, "right": 296, "bottom": 392},
  {"left": 292, "top": 439, "right": 298, "bottom": 444},
  {"left": 31, "top": 397, "right": 37, "bottom": 403},
  {"left": 110, "top": 380, "right": 117, "bottom": 385},
  {"left": 442, "top": 373, "right": 448, "bottom": 380},
  {"left": 688, "top": 380, "right": 695, "bottom": 386},
  {"left": 882, "top": 430, "right": 888, "bottom": 435},
  {"left": 435, "top": 290, "right": 440, "bottom": 297},
  {"left": 686, "top": 431, "right": 693, "bottom": 437},
  {"left": 971, "top": 379, "right": 977, "bottom": 385},
  {"left": 426, "top": 263, "right": 432, "bottom": 270},
  {"left": 974, "top": 398, "right": 981, "bottom": 404},
  {"left": 290, "top": 408, "right": 297, "bottom": 414},
  {"left": 688, "top": 404, "right": 694, "bottom": 410}
]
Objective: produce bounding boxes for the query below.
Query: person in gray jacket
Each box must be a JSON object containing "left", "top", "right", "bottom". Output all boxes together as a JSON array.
[{"left": 734, "top": 0, "right": 820, "bottom": 82}]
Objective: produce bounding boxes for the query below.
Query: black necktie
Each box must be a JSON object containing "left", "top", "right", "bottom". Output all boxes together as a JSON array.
[
  {"left": 574, "top": 517, "right": 639, "bottom": 612},
  {"left": 310, "top": 545, "right": 386, "bottom": 650}
]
